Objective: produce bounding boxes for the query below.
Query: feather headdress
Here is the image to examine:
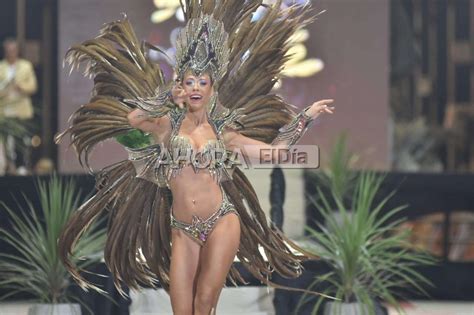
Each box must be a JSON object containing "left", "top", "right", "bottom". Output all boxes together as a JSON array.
[{"left": 175, "top": 14, "right": 230, "bottom": 85}]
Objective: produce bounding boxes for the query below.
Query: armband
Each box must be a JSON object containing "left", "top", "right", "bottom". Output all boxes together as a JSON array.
[{"left": 270, "top": 105, "right": 314, "bottom": 147}]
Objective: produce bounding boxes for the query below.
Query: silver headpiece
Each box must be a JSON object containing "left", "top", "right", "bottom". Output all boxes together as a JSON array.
[{"left": 175, "top": 15, "right": 230, "bottom": 85}]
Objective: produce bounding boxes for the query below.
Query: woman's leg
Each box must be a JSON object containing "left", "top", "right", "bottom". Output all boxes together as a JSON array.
[
  {"left": 169, "top": 228, "right": 202, "bottom": 315},
  {"left": 193, "top": 213, "right": 241, "bottom": 315}
]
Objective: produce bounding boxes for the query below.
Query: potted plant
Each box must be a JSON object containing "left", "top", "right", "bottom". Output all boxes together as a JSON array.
[
  {"left": 0, "top": 175, "right": 106, "bottom": 315},
  {"left": 298, "top": 171, "right": 436, "bottom": 315}
]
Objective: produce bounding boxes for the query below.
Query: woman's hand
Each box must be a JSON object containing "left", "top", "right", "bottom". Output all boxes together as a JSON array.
[
  {"left": 171, "top": 80, "right": 187, "bottom": 109},
  {"left": 305, "top": 99, "right": 335, "bottom": 120}
]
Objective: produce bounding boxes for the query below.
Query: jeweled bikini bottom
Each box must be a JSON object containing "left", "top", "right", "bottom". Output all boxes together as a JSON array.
[{"left": 170, "top": 185, "right": 239, "bottom": 246}]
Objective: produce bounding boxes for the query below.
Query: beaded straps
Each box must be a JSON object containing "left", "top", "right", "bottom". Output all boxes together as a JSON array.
[{"left": 270, "top": 105, "right": 315, "bottom": 147}]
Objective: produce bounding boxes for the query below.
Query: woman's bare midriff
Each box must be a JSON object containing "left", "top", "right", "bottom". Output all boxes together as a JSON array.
[{"left": 169, "top": 165, "right": 223, "bottom": 223}]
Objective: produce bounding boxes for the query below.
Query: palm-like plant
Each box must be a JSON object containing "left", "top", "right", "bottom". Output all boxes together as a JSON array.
[
  {"left": 0, "top": 175, "right": 106, "bottom": 306},
  {"left": 306, "top": 132, "right": 359, "bottom": 206},
  {"left": 298, "top": 171, "right": 436, "bottom": 315}
]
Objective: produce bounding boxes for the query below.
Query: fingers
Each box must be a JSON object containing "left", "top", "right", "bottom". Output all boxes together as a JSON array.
[
  {"left": 175, "top": 84, "right": 186, "bottom": 97},
  {"left": 325, "top": 107, "right": 335, "bottom": 114},
  {"left": 314, "top": 99, "right": 334, "bottom": 106},
  {"left": 172, "top": 85, "right": 184, "bottom": 96},
  {"left": 171, "top": 83, "right": 187, "bottom": 109},
  {"left": 177, "top": 99, "right": 186, "bottom": 109},
  {"left": 323, "top": 107, "right": 335, "bottom": 114},
  {"left": 172, "top": 81, "right": 184, "bottom": 92},
  {"left": 312, "top": 99, "right": 336, "bottom": 116},
  {"left": 314, "top": 99, "right": 334, "bottom": 103},
  {"left": 178, "top": 90, "right": 187, "bottom": 98}
]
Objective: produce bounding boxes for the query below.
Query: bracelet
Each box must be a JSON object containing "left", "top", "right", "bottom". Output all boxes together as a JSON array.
[
  {"left": 271, "top": 106, "right": 315, "bottom": 146},
  {"left": 302, "top": 105, "right": 314, "bottom": 121}
]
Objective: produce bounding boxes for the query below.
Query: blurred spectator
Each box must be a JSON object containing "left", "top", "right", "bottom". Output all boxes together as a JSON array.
[{"left": 0, "top": 38, "right": 37, "bottom": 175}]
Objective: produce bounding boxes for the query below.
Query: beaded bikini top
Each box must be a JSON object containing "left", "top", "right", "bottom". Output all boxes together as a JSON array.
[{"left": 126, "top": 104, "right": 244, "bottom": 189}]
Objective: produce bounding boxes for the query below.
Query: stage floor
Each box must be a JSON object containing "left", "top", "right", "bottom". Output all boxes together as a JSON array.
[
  {"left": 387, "top": 301, "right": 474, "bottom": 315},
  {"left": 1, "top": 298, "right": 473, "bottom": 315}
]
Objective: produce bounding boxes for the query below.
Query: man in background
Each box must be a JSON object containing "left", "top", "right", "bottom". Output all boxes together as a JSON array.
[{"left": 0, "top": 38, "right": 37, "bottom": 175}]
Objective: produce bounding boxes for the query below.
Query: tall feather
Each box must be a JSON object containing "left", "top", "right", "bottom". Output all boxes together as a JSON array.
[{"left": 55, "top": 15, "right": 168, "bottom": 170}]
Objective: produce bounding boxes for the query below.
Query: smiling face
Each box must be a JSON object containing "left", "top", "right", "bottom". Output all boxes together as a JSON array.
[{"left": 182, "top": 71, "right": 214, "bottom": 110}]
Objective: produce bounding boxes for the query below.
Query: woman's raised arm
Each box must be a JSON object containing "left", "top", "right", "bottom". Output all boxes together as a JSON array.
[
  {"left": 222, "top": 99, "right": 335, "bottom": 161},
  {"left": 127, "top": 108, "right": 163, "bottom": 133},
  {"left": 127, "top": 81, "right": 186, "bottom": 133}
]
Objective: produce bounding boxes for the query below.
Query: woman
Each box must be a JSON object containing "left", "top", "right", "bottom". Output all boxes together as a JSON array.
[
  {"left": 57, "top": 2, "right": 335, "bottom": 314},
  {"left": 127, "top": 70, "right": 334, "bottom": 314}
]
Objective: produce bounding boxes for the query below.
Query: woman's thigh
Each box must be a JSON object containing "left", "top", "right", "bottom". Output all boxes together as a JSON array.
[
  {"left": 194, "top": 213, "right": 241, "bottom": 307},
  {"left": 169, "top": 228, "right": 201, "bottom": 314}
]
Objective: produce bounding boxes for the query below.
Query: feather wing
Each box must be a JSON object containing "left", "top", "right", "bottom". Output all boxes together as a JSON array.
[
  {"left": 56, "top": 15, "right": 171, "bottom": 170},
  {"left": 57, "top": 15, "right": 174, "bottom": 295}
]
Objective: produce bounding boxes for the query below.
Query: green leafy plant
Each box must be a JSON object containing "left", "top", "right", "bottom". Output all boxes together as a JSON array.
[
  {"left": 307, "top": 132, "right": 359, "bottom": 206},
  {"left": 0, "top": 175, "right": 106, "bottom": 306},
  {"left": 298, "top": 171, "right": 436, "bottom": 315}
]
